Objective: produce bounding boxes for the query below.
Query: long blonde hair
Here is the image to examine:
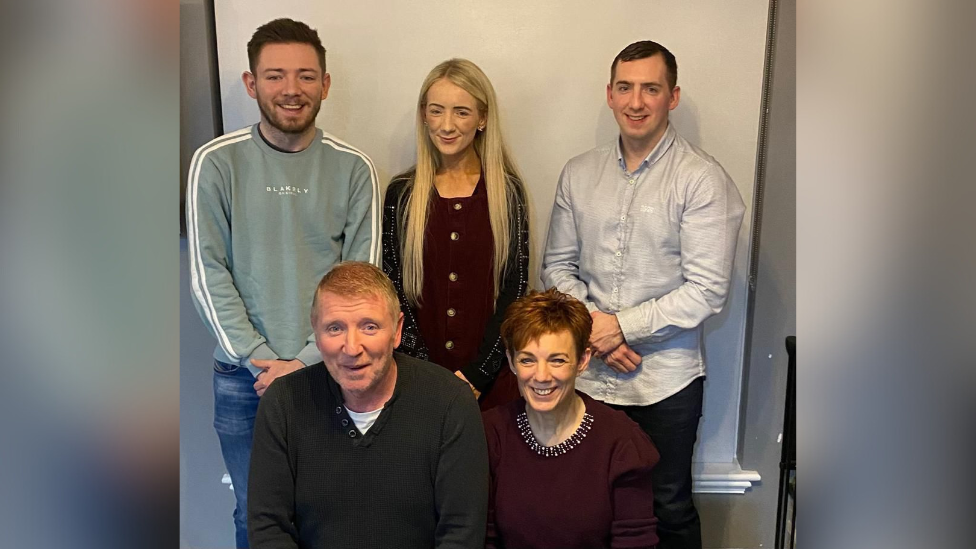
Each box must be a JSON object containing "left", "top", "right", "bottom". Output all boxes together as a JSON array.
[{"left": 399, "top": 58, "right": 523, "bottom": 308}]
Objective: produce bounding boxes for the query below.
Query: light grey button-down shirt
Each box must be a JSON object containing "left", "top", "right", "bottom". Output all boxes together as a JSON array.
[{"left": 542, "top": 124, "right": 745, "bottom": 406}]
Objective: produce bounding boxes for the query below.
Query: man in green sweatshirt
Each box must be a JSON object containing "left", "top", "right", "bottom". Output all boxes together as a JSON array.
[{"left": 185, "top": 18, "right": 380, "bottom": 548}]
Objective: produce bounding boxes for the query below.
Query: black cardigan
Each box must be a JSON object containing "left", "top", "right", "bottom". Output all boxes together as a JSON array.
[
  {"left": 247, "top": 353, "right": 489, "bottom": 549},
  {"left": 382, "top": 174, "right": 530, "bottom": 392}
]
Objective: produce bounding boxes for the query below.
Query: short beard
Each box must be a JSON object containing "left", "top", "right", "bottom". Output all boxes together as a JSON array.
[{"left": 257, "top": 98, "right": 322, "bottom": 135}]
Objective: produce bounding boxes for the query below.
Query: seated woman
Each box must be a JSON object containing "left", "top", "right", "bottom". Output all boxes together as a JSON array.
[
  {"left": 484, "top": 288, "right": 660, "bottom": 549},
  {"left": 383, "top": 58, "right": 528, "bottom": 410}
]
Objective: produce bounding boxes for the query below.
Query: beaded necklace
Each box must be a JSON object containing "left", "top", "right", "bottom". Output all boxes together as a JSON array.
[{"left": 516, "top": 410, "right": 595, "bottom": 458}]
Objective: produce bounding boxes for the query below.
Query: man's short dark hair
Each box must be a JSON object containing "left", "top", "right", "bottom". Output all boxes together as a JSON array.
[
  {"left": 247, "top": 18, "right": 327, "bottom": 74},
  {"left": 610, "top": 40, "right": 678, "bottom": 91}
]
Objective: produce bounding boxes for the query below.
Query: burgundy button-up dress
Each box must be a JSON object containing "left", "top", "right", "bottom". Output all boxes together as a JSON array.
[{"left": 415, "top": 175, "right": 518, "bottom": 408}]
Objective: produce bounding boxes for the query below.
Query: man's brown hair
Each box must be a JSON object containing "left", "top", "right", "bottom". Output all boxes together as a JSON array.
[
  {"left": 247, "top": 18, "right": 327, "bottom": 74},
  {"left": 610, "top": 40, "right": 678, "bottom": 91}
]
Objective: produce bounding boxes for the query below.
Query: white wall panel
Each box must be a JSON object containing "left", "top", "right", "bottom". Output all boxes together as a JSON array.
[{"left": 213, "top": 0, "right": 769, "bottom": 465}]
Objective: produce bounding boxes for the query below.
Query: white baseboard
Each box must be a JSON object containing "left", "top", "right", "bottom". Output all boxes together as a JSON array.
[{"left": 693, "top": 460, "right": 761, "bottom": 494}]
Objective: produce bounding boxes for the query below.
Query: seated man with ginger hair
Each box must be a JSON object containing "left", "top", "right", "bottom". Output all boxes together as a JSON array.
[{"left": 247, "top": 261, "right": 489, "bottom": 549}]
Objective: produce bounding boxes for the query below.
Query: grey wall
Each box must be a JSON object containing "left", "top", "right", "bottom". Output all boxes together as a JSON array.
[
  {"left": 181, "top": 241, "right": 238, "bottom": 549},
  {"left": 213, "top": 0, "right": 769, "bottom": 466},
  {"left": 699, "top": 0, "right": 796, "bottom": 547},
  {"left": 180, "top": 0, "right": 218, "bottom": 235},
  {"left": 180, "top": 1, "right": 237, "bottom": 547}
]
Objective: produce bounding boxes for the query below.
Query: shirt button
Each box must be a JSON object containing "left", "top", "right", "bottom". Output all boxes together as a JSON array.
[
  {"left": 348, "top": 430, "right": 357, "bottom": 438},
  {"left": 620, "top": 215, "right": 627, "bottom": 221},
  {"left": 450, "top": 232, "right": 459, "bottom": 241},
  {"left": 628, "top": 179, "right": 635, "bottom": 185},
  {"left": 335, "top": 406, "right": 342, "bottom": 414},
  {"left": 615, "top": 251, "right": 622, "bottom": 257},
  {"left": 445, "top": 341, "right": 455, "bottom": 350},
  {"left": 447, "top": 308, "right": 456, "bottom": 317},
  {"left": 448, "top": 272, "right": 458, "bottom": 282},
  {"left": 453, "top": 203, "right": 462, "bottom": 210},
  {"left": 341, "top": 419, "right": 349, "bottom": 426}
]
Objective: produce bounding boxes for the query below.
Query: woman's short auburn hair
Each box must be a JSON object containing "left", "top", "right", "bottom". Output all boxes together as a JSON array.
[{"left": 500, "top": 288, "right": 592, "bottom": 360}]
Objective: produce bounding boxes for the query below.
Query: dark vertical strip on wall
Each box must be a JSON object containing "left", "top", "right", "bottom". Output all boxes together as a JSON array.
[
  {"left": 748, "top": 0, "right": 779, "bottom": 293},
  {"left": 738, "top": 0, "right": 780, "bottom": 453},
  {"left": 205, "top": 0, "right": 224, "bottom": 136}
]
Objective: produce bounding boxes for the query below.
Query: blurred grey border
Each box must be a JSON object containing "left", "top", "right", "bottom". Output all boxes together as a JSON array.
[{"left": 0, "top": 0, "right": 180, "bottom": 548}]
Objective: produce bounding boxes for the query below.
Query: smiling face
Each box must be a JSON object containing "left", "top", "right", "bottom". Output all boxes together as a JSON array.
[
  {"left": 243, "top": 42, "right": 330, "bottom": 141},
  {"left": 423, "top": 78, "right": 486, "bottom": 164},
  {"left": 607, "top": 53, "right": 680, "bottom": 153},
  {"left": 313, "top": 291, "right": 403, "bottom": 409},
  {"left": 510, "top": 331, "right": 591, "bottom": 415}
]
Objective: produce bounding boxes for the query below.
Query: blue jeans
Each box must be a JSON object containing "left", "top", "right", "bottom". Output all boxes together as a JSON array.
[
  {"left": 213, "top": 360, "right": 260, "bottom": 549},
  {"left": 609, "top": 377, "right": 704, "bottom": 549}
]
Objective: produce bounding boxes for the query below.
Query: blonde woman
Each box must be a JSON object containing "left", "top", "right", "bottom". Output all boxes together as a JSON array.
[{"left": 382, "top": 58, "right": 528, "bottom": 410}]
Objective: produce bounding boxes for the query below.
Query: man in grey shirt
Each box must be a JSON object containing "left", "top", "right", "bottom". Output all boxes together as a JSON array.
[
  {"left": 186, "top": 18, "right": 379, "bottom": 547},
  {"left": 541, "top": 40, "right": 745, "bottom": 549}
]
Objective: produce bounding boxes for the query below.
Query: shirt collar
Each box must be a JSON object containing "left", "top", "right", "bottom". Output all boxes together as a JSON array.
[
  {"left": 257, "top": 125, "right": 298, "bottom": 154},
  {"left": 615, "top": 123, "right": 676, "bottom": 176}
]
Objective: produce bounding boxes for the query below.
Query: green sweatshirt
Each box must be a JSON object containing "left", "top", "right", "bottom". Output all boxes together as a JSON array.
[{"left": 187, "top": 124, "right": 380, "bottom": 376}]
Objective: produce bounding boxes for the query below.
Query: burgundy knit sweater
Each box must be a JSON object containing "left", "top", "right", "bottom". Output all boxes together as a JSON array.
[{"left": 483, "top": 392, "right": 660, "bottom": 549}]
